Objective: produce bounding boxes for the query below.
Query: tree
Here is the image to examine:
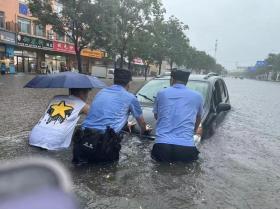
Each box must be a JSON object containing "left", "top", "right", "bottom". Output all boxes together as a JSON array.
[
  {"left": 96, "top": 0, "right": 162, "bottom": 69},
  {"left": 164, "top": 16, "right": 189, "bottom": 69},
  {"left": 128, "top": 1, "right": 166, "bottom": 76},
  {"left": 28, "top": 0, "right": 99, "bottom": 73},
  {"left": 132, "top": 26, "right": 155, "bottom": 79},
  {"left": 149, "top": 12, "right": 168, "bottom": 74}
]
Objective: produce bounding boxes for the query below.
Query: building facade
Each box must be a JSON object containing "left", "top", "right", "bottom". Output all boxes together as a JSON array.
[{"left": 0, "top": 0, "right": 105, "bottom": 74}]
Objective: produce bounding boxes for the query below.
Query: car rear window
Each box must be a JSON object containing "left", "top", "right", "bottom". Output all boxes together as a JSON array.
[{"left": 136, "top": 79, "right": 208, "bottom": 104}]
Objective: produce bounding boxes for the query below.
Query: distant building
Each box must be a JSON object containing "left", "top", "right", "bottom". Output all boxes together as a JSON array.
[{"left": 0, "top": 0, "right": 105, "bottom": 74}]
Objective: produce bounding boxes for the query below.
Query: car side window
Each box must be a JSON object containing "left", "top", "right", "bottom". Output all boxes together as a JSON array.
[
  {"left": 218, "top": 80, "right": 227, "bottom": 102},
  {"left": 214, "top": 81, "right": 222, "bottom": 106}
]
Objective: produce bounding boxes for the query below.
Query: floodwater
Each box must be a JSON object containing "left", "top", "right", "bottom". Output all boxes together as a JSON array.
[{"left": 0, "top": 74, "right": 280, "bottom": 209}]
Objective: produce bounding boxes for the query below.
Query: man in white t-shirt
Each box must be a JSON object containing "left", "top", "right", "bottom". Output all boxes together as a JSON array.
[{"left": 29, "top": 89, "right": 90, "bottom": 150}]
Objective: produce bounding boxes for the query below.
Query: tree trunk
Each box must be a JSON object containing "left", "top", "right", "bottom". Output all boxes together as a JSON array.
[
  {"left": 76, "top": 52, "right": 82, "bottom": 73},
  {"left": 145, "top": 64, "right": 149, "bottom": 81},
  {"left": 158, "top": 60, "right": 162, "bottom": 75},
  {"left": 128, "top": 57, "right": 132, "bottom": 71},
  {"left": 74, "top": 41, "right": 82, "bottom": 73},
  {"left": 170, "top": 60, "right": 173, "bottom": 70},
  {"left": 120, "top": 51, "right": 124, "bottom": 69}
]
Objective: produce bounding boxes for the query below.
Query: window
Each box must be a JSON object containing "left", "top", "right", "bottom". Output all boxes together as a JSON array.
[
  {"left": 34, "top": 24, "right": 45, "bottom": 37},
  {"left": 54, "top": 1, "right": 63, "bottom": 17},
  {"left": 213, "top": 81, "right": 222, "bottom": 106},
  {"left": 18, "top": 17, "right": 31, "bottom": 34},
  {"left": 66, "top": 32, "right": 73, "bottom": 43},
  {"left": 0, "top": 12, "right": 4, "bottom": 28},
  {"left": 136, "top": 79, "right": 208, "bottom": 104},
  {"left": 218, "top": 80, "right": 227, "bottom": 102},
  {"left": 56, "top": 33, "right": 65, "bottom": 42},
  {"left": 47, "top": 30, "right": 54, "bottom": 40}
]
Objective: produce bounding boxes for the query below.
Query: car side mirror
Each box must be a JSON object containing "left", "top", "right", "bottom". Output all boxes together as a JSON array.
[{"left": 217, "top": 103, "right": 231, "bottom": 112}]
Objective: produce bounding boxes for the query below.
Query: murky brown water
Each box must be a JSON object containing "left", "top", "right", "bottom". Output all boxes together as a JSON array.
[{"left": 0, "top": 74, "right": 280, "bottom": 209}]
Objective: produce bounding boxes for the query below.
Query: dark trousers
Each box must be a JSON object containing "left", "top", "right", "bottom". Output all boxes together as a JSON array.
[
  {"left": 151, "top": 143, "right": 199, "bottom": 163},
  {"left": 72, "top": 127, "right": 122, "bottom": 164}
]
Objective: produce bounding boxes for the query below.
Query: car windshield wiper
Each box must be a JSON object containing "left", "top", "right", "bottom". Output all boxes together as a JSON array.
[{"left": 137, "top": 93, "right": 154, "bottom": 102}]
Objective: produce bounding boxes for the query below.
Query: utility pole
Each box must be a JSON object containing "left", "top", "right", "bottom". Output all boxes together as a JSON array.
[{"left": 214, "top": 39, "right": 218, "bottom": 60}]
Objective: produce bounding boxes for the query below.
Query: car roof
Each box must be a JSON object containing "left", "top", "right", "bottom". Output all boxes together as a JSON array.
[{"left": 155, "top": 73, "right": 222, "bottom": 83}]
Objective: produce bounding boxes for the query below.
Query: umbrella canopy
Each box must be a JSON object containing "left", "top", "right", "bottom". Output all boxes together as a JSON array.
[{"left": 24, "top": 72, "right": 107, "bottom": 89}]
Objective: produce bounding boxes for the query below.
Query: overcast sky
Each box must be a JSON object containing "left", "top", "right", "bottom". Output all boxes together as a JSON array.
[{"left": 162, "top": 0, "right": 280, "bottom": 70}]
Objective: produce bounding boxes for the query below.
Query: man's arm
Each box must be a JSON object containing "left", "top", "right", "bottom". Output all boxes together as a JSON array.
[
  {"left": 130, "top": 97, "right": 151, "bottom": 134},
  {"left": 80, "top": 104, "right": 90, "bottom": 115},
  {"left": 195, "top": 115, "right": 202, "bottom": 136},
  {"left": 153, "top": 92, "right": 159, "bottom": 120},
  {"left": 195, "top": 95, "right": 204, "bottom": 136},
  {"left": 136, "top": 116, "right": 149, "bottom": 133}
]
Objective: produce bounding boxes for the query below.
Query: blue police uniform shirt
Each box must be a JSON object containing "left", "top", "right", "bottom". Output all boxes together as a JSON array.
[
  {"left": 82, "top": 85, "right": 143, "bottom": 133},
  {"left": 153, "top": 84, "right": 203, "bottom": 147}
]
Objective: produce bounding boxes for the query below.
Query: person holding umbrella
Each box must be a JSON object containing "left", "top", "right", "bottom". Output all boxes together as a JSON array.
[{"left": 25, "top": 72, "right": 106, "bottom": 150}]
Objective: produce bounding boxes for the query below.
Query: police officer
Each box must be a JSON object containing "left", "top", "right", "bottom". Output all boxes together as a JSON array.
[
  {"left": 73, "top": 69, "right": 150, "bottom": 164},
  {"left": 152, "top": 69, "right": 203, "bottom": 162}
]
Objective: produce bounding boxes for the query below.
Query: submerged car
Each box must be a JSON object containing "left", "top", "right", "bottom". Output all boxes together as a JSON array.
[{"left": 129, "top": 73, "right": 231, "bottom": 139}]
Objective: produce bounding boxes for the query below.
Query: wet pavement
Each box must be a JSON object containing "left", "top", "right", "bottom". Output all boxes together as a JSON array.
[{"left": 0, "top": 74, "right": 280, "bottom": 209}]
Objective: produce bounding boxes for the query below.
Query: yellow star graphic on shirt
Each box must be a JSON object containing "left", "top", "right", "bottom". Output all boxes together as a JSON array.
[{"left": 46, "top": 101, "right": 74, "bottom": 124}]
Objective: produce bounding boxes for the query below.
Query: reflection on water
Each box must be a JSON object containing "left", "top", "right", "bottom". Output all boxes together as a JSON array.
[{"left": 0, "top": 75, "right": 280, "bottom": 209}]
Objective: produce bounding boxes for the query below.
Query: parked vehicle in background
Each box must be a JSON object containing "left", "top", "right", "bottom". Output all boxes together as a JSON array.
[
  {"left": 91, "top": 66, "right": 107, "bottom": 78},
  {"left": 129, "top": 73, "right": 231, "bottom": 139},
  {"left": 107, "top": 68, "right": 114, "bottom": 79}
]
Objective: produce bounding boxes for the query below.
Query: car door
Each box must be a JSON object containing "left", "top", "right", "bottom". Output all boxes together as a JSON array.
[
  {"left": 204, "top": 79, "right": 226, "bottom": 137},
  {"left": 214, "top": 79, "right": 229, "bottom": 125}
]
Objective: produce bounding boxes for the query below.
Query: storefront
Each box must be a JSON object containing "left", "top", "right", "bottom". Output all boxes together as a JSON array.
[
  {"left": 0, "top": 29, "right": 16, "bottom": 74},
  {"left": 14, "top": 35, "right": 106, "bottom": 74},
  {"left": 15, "top": 34, "right": 53, "bottom": 73},
  {"left": 131, "top": 58, "right": 147, "bottom": 76},
  {"left": 81, "top": 48, "right": 105, "bottom": 74},
  {"left": 14, "top": 49, "right": 37, "bottom": 73},
  {"left": 52, "top": 41, "right": 76, "bottom": 72}
]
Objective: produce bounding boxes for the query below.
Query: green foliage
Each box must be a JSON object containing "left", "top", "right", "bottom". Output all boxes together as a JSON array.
[
  {"left": 28, "top": 0, "right": 225, "bottom": 74},
  {"left": 266, "top": 53, "right": 280, "bottom": 72},
  {"left": 164, "top": 16, "right": 189, "bottom": 69}
]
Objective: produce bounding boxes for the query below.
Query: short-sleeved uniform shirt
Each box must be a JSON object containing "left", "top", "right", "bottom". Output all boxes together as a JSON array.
[
  {"left": 82, "top": 85, "right": 143, "bottom": 133},
  {"left": 153, "top": 84, "right": 203, "bottom": 147},
  {"left": 29, "top": 95, "right": 86, "bottom": 150}
]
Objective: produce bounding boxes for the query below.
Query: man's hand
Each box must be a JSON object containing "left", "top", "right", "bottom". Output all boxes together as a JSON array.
[
  {"left": 127, "top": 121, "right": 137, "bottom": 133},
  {"left": 143, "top": 124, "right": 153, "bottom": 135},
  {"left": 196, "top": 126, "right": 203, "bottom": 137},
  {"left": 136, "top": 116, "right": 153, "bottom": 135}
]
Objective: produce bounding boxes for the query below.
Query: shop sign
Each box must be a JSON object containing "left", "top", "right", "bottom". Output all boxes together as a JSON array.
[
  {"left": 19, "top": 3, "right": 31, "bottom": 16},
  {"left": 133, "top": 58, "right": 144, "bottom": 65},
  {"left": 81, "top": 48, "right": 105, "bottom": 59},
  {"left": 17, "top": 34, "right": 53, "bottom": 50},
  {"left": 53, "top": 41, "right": 75, "bottom": 54},
  {"left": 0, "top": 30, "right": 16, "bottom": 45}
]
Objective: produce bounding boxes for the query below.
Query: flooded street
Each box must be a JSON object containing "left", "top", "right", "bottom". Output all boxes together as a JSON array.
[{"left": 0, "top": 74, "right": 280, "bottom": 209}]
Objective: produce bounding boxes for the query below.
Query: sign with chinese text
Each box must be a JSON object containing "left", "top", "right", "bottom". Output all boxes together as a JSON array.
[
  {"left": 53, "top": 41, "right": 75, "bottom": 54},
  {"left": 19, "top": 3, "right": 31, "bottom": 16},
  {"left": 81, "top": 48, "right": 105, "bottom": 59},
  {"left": 17, "top": 34, "right": 53, "bottom": 50},
  {"left": 0, "top": 30, "right": 16, "bottom": 45},
  {"left": 133, "top": 58, "right": 144, "bottom": 65}
]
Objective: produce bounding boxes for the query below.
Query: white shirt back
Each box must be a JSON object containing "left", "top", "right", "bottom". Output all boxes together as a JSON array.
[{"left": 29, "top": 95, "right": 85, "bottom": 150}]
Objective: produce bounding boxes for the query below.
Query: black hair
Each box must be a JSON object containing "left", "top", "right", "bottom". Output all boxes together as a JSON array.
[
  {"left": 172, "top": 79, "right": 188, "bottom": 85},
  {"left": 69, "top": 88, "right": 90, "bottom": 96},
  {"left": 114, "top": 79, "right": 130, "bottom": 87}
]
